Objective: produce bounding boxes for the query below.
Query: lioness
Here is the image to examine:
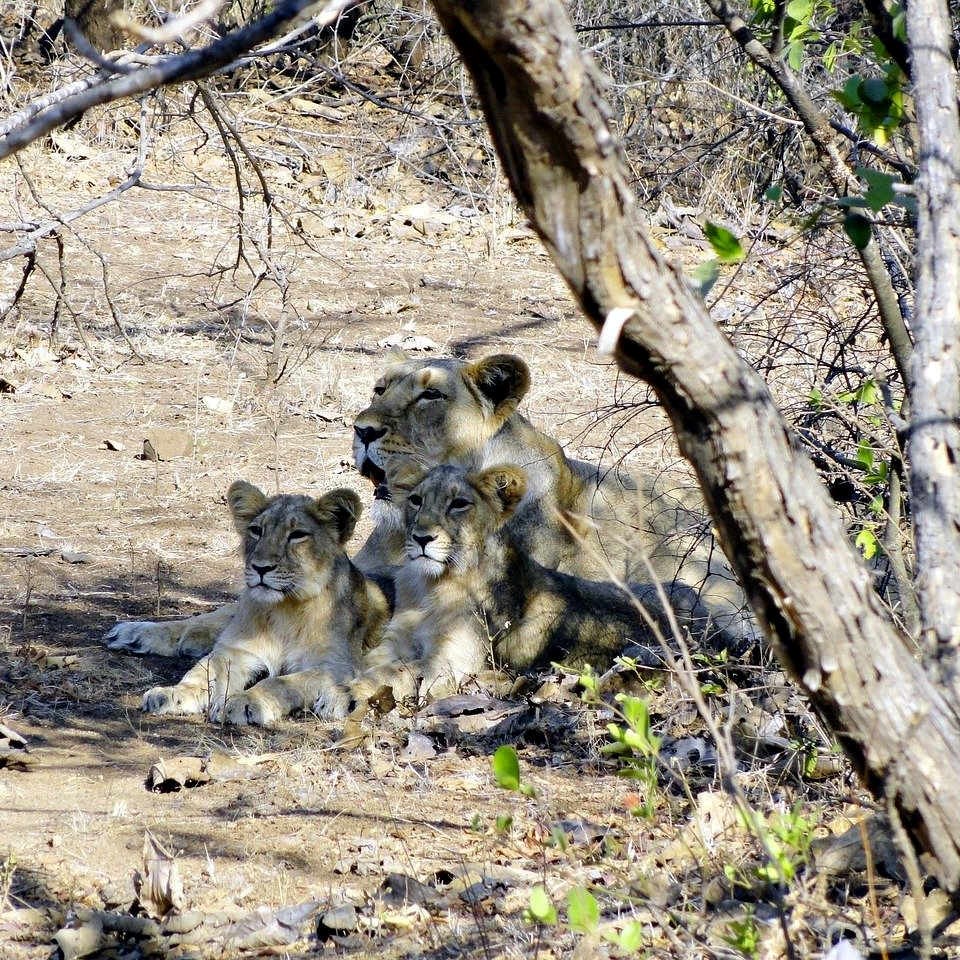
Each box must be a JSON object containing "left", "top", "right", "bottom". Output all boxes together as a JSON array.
[
  {"left": 353, "top": 463, "right": 731, "bottom": 703},
  {"left": 136, "top": 481, "right": 389, "bottom": 726}
]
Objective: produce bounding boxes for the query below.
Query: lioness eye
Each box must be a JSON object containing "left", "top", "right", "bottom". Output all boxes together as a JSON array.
[
  {"left": 372, "top": 385, "right": 386, "bottom": 396},
  {"left": 449, "top": 498, "right": 472, "bottom": 511},
  {"left": 408, "top": 494, "right": 423, "bottom": 508},
  {"left": 248, "top": 524, "right": 263, "bottom": 538},
  {"left": 288, "top": 530, "right": 310, "bottom": 542},
  {"left": 417, "top": 388, "right": 444, "bottom": 401}
]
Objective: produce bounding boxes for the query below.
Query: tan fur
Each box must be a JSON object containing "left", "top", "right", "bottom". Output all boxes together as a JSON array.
[
  {"left": 107, "top": 352, "right": 756, "bottom": 655},
  {"left": 352, "top": 352, "right": 757, "bottom": 644},
  {"left": 352, "top": 464, "right": 733, "bottom": 705},
  {"left": 136, "top": 482, "right": 388, "bottom": 726}
]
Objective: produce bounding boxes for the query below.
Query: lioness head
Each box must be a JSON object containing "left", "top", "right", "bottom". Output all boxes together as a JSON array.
[
  {"left": 227, "top": 481, "right": 361, "bottom": 603},
  {"left": 352, "top": 354, "right": 531, "bottom": 490},
  {"left": 400, "top": 464, "right": 527, "bottom": 579}
]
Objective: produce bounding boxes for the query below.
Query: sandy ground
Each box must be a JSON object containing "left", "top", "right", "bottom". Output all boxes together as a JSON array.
[{"left": 0, "top": 90, "right": 923, "bottom": 959}]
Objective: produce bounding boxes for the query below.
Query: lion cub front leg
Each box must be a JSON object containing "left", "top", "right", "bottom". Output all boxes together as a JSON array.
[
  {"left": 223, "top": 669, "right": 350, "bottom": 727},
  {"left": 106, "top": 603, "right": 236, "bottom": 658},
  {"left": 141, "top": 647, "right": 261, "bottom": 718}
]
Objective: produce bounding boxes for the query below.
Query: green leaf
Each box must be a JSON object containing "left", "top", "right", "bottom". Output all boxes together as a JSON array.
[
  {"left": 692, "top": 258, "right": 720, "bottom": 297},
  {"left": 528, "top": 886, "right": 557, "bottom": 925},
  {"left": 843, "top": 212, "right": 871, "bottom": 249},
  {"left": 703, "top": 222, "right": 745, "bottom": 263},
  {"left": 860, "top": 77, "right": 889, "bottom": 104},
  {"left": 855, "top": 527, "right": 879, "bottom": 560},
  {"left": 858, "top": 167, "right": 896, "bottom": 211},
  {"left": 764, "top": 184, "right": 783, "bottom": 202},
  {"left": 855, "top": 440, "right": 874, "bottom": 470},
  {"left": 834, "top": 75, "right": 863, "bottom": 111},
  {"left": 619, "top": 921, "right": 644, "bottom": 952},
  {"left": 808, "top": 387, "right": 822, "bottom": 409},
  {"left": 823, "top": 40, "right": 838, "bottom": 71},
  {"left": 785, "top": 0, "right": 812, "bottom": 20},
  {"left": 567, "top": 887, "right": 599, "bottom": 933},
  {"left": 492, "top": 745, "right": 521, "bottom": 791},
  {"left": 787, "top": 40, "right": 804, "bottom": 70}
]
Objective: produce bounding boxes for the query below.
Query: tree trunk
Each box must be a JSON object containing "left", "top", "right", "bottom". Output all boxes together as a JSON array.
[
  {"left": 429, "top": 0, "right": 960, "bottom": 890},
  {"left": 905, "top": 0, "right": 960, "bottom": 660}
]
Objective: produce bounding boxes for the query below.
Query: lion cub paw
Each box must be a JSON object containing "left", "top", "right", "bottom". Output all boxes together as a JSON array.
[
  {"left": 312, "top": 684, "right": 351, "bottom": 721},
  {"left": 106, "top": 621, "right": 180, "bottom": 657},
  {"left": 218, "top": 692, "right": 282, "bottom": 728},
  {"left": 141, "top": 685, "right": 205, "bottom": 715}
]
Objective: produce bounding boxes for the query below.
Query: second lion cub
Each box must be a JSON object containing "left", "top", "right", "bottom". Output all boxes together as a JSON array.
[
  {"left": 354, "top": 463, "right": 728, "bottom": 703},
  {"left": 140, "top": 481, "right": 389, "bottom": 726}
]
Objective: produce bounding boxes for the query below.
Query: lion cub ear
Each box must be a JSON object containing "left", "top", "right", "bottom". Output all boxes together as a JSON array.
[
  {"left": 313, "top": 489, "right": 362, "bottom": 545},
  {"left": 228, "top": 481, "right": 268, "bottom": 532},
  {"left": 470, "top": 466, "right": 527, "bottom": 520},
  {"left": 463, "top": 354, "right": 531, "bottom": 421}
]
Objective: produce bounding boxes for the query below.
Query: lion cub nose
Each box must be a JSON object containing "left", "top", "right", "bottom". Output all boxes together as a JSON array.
[
  {"left": 354, "top": 425, "right": 387, "bottom": 447},
  {"left": 412, "top": 533, "right": 435, "bottom": 551},
  {"left": 251, "top": 563, "right": 275, "bottom": 578}
]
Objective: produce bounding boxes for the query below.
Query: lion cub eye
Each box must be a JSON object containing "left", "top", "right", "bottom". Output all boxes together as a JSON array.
[
  {"left": 248, "top": 524, "right": 263, "bottom": 538},
  {"left": 288, "top": 529, "right": 310, "bottom": 542},
  {"left": 372, "top": 385, "right": 386, "bottom": 396},
  {"left": 417, "top": 388, "right": 445, "bottom": 402},
  {"left": 449, "top": 498, "right": 472, "bottom": 511},
  {"left": 407, "top": 494, "right": 423, "bottom": 509}
]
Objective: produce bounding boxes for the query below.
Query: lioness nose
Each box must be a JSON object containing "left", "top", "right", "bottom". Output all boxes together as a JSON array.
[
  {"left": 354, "top": 425, "right": 387, "bottom": 447},
  {"left": 412, "top": 533, "right": 435, "bottom": 549},
  {"left": 252, "top": 563, "right": 274, "bottom": 577}
]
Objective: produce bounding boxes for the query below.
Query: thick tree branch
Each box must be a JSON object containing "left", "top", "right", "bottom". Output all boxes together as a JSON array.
[
  {"left": 429, "top": 0, "right": 960, "bottom": 890},
  {"left": 905, "top": 0, "right": 960, "bottom": 658}
]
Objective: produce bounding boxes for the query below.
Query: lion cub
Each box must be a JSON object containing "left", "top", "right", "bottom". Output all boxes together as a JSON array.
[
  {"left": 353, "top": 464, "right": 725, "bottom": 703},
  {"left": 137, "top": 481, "right": 389, "bottom": 726}
]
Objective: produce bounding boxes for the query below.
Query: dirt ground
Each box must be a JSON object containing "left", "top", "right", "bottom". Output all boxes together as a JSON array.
[{"left": 0, "top": 81, "right": 933, "bottom": 959}]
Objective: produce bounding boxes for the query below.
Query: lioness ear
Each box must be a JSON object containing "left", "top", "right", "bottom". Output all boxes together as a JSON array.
[
  {"left": 314, "top": 488, "right": 362, "bottom": 545},
  {"left": 463, "top": 354, "right": 530, "bottom": 420},
  {"left": 228, "top": 481, "right": 268, "bottom": 532},
  {"left": 471, "top": 466, "right": 527, "bottom": 521}
]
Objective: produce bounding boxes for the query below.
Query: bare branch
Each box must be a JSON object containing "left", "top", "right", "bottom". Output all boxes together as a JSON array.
[{"left": 0, "top": 0, "right": 364, "bottom": 160}]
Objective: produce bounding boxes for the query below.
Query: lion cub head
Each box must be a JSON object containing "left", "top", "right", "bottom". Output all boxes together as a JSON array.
[
  {"left": 352, "top": 354, "right": 530, "bottom": 489},
  {"left": 399, "top": 464, "right": 527, "bottom": 579},
  {"left": 227, "top": 481, "right": 361, "bottom": 603}
]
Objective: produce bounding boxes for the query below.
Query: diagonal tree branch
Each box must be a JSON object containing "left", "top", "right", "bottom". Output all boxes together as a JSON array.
[{"left": 700, "top": 0, "right": 914, "bottom": 393}]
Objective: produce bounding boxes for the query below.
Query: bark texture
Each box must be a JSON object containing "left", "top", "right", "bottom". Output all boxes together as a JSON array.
[
  {"left": 905, "top": 0, "right": 960, "bottom": 658},
  {"left": 429, "top": 0, "right": 960, "bottom": 889}
]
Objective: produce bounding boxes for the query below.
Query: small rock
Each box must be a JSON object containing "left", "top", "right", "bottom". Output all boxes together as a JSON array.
[
  {"left": 399, "top": 732, "right": 436, "bottom": 761},
  {"left": 318, "top": 904, "right": 357, "bottom": 936},
  {"left": 378, "top": 873, "right": 438, "bottom": 907},
  {"left": 201, "top": 395, "right": 233, "bottom": 416},
  {"left": 142, "top": 428, "right": 192, "bottom": 461}
]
